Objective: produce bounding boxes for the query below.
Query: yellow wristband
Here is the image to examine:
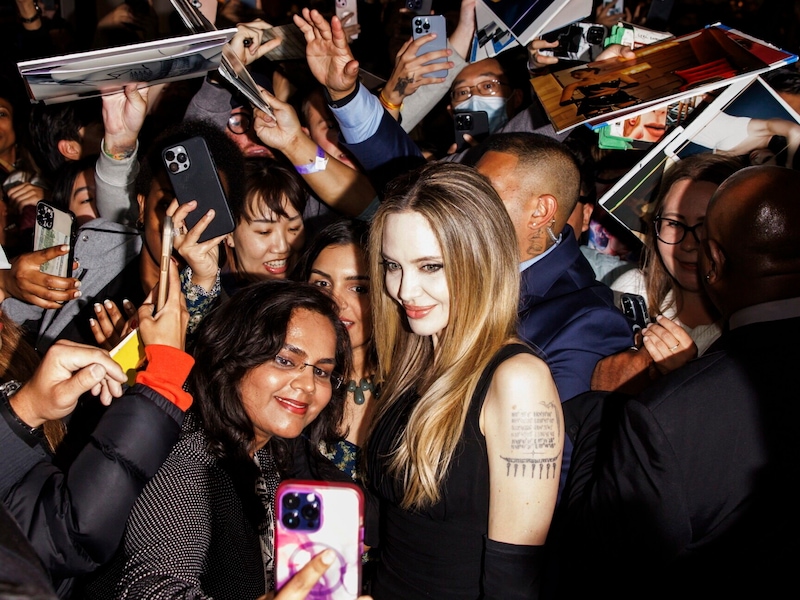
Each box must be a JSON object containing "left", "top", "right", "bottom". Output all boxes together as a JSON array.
[{"left": 379, "top": 91, "right": 403, "bottom": 112}]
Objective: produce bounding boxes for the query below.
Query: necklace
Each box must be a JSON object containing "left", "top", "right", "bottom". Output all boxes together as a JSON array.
[{"left": 346, "top": 376, "right": 376, "bottom": 406}]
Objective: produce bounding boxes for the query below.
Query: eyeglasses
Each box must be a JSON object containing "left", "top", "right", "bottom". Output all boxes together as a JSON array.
[
  {"left": 653, "top": 217, "right": 705, "bottom": 245},
  {"left": 227, "top": 111, "right": 253, "bottom": 135},
  {"left": 450, "top": 79, "right": 509, "bottom": 103},
  {"left": 271, "top": 353, "right": 343, "bottom": 389}
]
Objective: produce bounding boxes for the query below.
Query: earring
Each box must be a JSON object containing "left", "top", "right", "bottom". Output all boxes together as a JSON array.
[
  {"left": 704, "top": 272, "right": 712, "bottom": 282},
  {"left": 135, "top": 218, "right": 145, "bottom": 231},
  {"left": 545, "top": 219, "right": 558, "bottom": 244}
]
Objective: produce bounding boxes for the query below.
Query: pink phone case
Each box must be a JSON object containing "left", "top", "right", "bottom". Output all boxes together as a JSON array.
[{"left": 274, "top": 480, "right": 363, "bottom": 599}]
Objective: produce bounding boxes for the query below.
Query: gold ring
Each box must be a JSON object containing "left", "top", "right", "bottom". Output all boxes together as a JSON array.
[{"left": 669, "top": 344, "right": 679, "bottom": 351}]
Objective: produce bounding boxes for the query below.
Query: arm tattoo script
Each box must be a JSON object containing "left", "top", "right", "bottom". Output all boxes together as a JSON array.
[
  {"left": 393, "top": 76, "right": 415, "bottom": 96},
  {"left": 501, "top": 401, "right": 562, "bottom": 479}
]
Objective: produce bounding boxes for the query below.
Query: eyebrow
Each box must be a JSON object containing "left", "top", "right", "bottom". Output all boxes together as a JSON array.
[
  {"left": 72, "top": 186, "right": 94, "bottom": 198},
  {"left": 381, "top": 254, "right": 443, "bottom": 264},
  {"left": 283, "top": 343, "right": 336, "bottom": 365},
  {"left": 310, "top": 267, "right": 369, "bottom": 281},
  {"left": 252, "top": 213, "right": 302, "bottom": 224}
]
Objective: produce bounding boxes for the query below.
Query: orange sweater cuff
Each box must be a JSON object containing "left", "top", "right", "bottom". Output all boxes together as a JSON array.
[{"left": 135, "top": 345, "right": 194, "bottom": 411}]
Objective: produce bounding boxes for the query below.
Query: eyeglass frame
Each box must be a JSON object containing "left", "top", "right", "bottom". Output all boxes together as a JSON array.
[
  {"left": 227, "top": 111, "right": 253, "bottom": 136},
  {"left": 270, "top": 353, "right": 344, "bottom": 390},
  {"left": 450, "top": 79, "right": 510, "bottom": 103},
  {"left": 653, "top": 216, "right": 705, "bottom": 245}
]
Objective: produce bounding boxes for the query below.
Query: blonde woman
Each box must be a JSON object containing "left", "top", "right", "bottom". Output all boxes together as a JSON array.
[{"left": 365, "top": 162, "right": 563, "bottom": 599}]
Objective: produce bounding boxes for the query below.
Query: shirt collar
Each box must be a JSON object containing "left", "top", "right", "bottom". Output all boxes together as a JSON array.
[{"left": 729, "top": 296, "right": 800, "bottom": 330}]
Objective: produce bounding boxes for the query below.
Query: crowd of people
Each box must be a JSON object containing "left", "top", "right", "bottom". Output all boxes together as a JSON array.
[{"left": 1, "top": 1, "right": 799, "bottom": 599}]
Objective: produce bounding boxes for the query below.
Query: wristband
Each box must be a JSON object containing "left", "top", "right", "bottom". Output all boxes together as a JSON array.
[
  {"left": 19, "top": 1, "right": 41, "bottom": 23},
  {"left": 379, "top": 91, "right": 403, "bottom": 112},
  {"left": 102, "top": 139, "right": 136, "bottom": 161},
  {"left": 294, "top": 146, "right": 329, "bottom": 175}
]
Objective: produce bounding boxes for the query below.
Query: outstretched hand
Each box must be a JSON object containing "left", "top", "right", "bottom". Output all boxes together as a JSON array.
[
  {"left": 293, "top": 8, "right": 359, "bottom": 101},
  {"left": 102, "top": 84, "right": 149, "bottom": 157},
  {"left": 229, "top": 19, "right": 283, "bottom": 67},
  {"left": 10, "top": 340, "right": 127, "bottom": 427}
]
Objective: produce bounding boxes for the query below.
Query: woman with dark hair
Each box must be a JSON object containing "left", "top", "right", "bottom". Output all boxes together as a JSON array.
[
  {"left": 223, "top": 158, "right": 308, "bottom": 286},
  {"left": 293, "top": 219, "right": 375, "bottom": 479},
  {"left": 50, "top": 155, "right": 100, "bottom": 227},
  {"left": 88, "top": 280, "right": 352, "bottom": 599}
]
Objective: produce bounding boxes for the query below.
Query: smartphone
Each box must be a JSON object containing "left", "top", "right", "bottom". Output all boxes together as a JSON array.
[
  {"left": 335, "top": 0, "right": 358, "bottom": 40},
  {"left": 33, "top": 201, "right": 75, "bottom": 278},
  {"left": 603, "top": 0, "right": 624, "bottom": 16},
  {"left": 405, "top": 0, "right": 432, "bottom": 15},
  {"left": 162, "top": 137, "right": 235, "bottom": 244},
  {"left": 275, "top": 480, "right": 363, "bottom": 600},
  {"left": 156, "top": 215, "right": 173, "bottom": 313},
  {"left": 412, "top": 15, "right": 448, "bottom": 79},
  {"left": 619, "top": 292, "right": 651, "bottom": 334},
  {"left": 453, "top": 111, "right": 489, "bottom": 151}
]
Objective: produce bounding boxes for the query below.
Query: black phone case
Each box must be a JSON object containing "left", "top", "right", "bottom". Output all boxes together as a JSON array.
[
  {"left": 453, "top": 111, "right": 490, "bottom": 150},
  {"left": 406, "top": 0, "right": 433, "bottom": 15},
  {"left": 162, "top": 136, "right": 236, "bottom": 243}
]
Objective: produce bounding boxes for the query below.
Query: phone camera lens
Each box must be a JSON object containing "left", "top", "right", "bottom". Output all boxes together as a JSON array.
[
  {"left": 283, "top": 493, "right": 300, "bottom": 510},
  {"left": 165, "top": 150, "right": 175, "bottom": 161},
  {"left": 415, "top": 27, "right": 422, "bottom": 34},
  {"left": 176, "top": 152, "right": 187, "bottom": 163},
  {"left": 301, "top": 503, "right": 320, "bottom": 522},
  {"left": 282, "top": 511, "right": 300, "bottom": 529},
  {"left": 168, "top": 162, "right": 179, "bottom": 173},
  {"left": 423, "top": 22, "right": 430, "bottom": 30},
  {"left": 414, "top": 18, "right": 421, "bottom": 25}
]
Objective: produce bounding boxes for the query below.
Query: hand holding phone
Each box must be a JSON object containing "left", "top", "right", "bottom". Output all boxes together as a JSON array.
[
  {"left": 162, "top": 137, "right": 235, "bottom": 244},
  {"left": 412, "top": 15, "right": 448, "bottom": 79},
  {"left": 453, "top": 111, "right": 490, "bottom": 151},
  {"left": 33, "top": 201, "right": 76, "bottom": 279},
  {"left": 275, "top": 480, "right": 363, "bottom": 600}
]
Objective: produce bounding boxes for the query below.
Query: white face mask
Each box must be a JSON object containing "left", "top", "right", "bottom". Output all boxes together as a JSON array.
[{"left": 455, "top": 95, "right": 509, "bottom": 133}]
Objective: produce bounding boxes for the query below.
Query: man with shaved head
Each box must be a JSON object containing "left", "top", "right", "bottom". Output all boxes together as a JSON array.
[{"left": 555, "top": 165, "right": 800, "bottom": 598}]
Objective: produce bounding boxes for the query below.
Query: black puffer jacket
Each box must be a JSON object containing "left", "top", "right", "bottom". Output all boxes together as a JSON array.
[{"left": 1, "top": 383, "right": 184, "bottom": 598}]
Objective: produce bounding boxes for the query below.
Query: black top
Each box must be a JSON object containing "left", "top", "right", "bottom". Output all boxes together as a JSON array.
[{"left": 366, "top": 344, "right": 534, "bottom": 599}]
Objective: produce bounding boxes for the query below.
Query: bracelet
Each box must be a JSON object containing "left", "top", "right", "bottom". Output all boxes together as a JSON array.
[
  {"left": 19, "top": 1, "right": 41, "bottom": 23},
  {"left": 379, "top": 91, "right": 403, "bottom": 112},
  {"left": 102, "top": 139, "right": 136, "bottom": 161},
  {"left": 294, "top": 146, "right": 329, "bottom": 175},
  {"left": 1, "top": 380, "right": 43, "bottom": 439}
]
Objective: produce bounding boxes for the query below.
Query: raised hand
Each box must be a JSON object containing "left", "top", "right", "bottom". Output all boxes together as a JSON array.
[{"left": 293, "top": 8, "right": 359, "bottom": 100}]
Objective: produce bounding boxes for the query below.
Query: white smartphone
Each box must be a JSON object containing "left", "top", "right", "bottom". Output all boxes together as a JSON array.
[
  {"left": 33, "top": 201, "right": 75, "bottom": 278},
  {"left": 335, "top": 0, "right": 359, "bottom": 40}
]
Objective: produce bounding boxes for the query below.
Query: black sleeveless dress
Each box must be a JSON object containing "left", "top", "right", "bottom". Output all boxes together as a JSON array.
[{"left": 366, "top": 344, "right": 534, "bottom": 599}]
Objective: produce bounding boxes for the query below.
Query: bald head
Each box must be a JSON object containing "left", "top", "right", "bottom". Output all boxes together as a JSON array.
[{"left": 702, "top": 165, "right": 800, "bottom": 317}]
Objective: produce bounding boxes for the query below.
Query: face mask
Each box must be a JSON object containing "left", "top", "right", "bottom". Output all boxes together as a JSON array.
[{"left": 455, "top": 95, "right": 509, "bottom": 133}]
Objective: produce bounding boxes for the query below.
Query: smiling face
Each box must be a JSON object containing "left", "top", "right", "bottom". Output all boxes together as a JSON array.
[
  {"left": 381, "top": 211, "right": 450, "bottom": 344},
  {"left": 229, "top": 193, "right": 305, "bottom": 280},
  {"left": 657, "top": 178, "right": 719, "bottom": 293},
  {"left": 308, "top": 243, "right": 372, "bottom": 353},
  {"left": 239, "top": 308, "right": 338, "bottom": 451}
]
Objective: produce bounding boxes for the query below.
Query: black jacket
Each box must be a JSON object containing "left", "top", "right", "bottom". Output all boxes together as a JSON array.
[{"left": 1, "top": 383, "right": 184, "bottom": 598}]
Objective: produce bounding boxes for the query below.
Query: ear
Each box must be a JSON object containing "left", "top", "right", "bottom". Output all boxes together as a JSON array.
[
  {"left": 301, "top": 126, "right": 310, "bottom": 137},
  {"left": 226, "top": 233, "right": 235, "bottom": 248},
  {"left": 704, "top": 239, "right": 726, "bottom": 284},
  {"left": 530, "top": 194, "right": 559, "bottom": 231},
  {"left": 446, "top": 103, "right": 454, "bottom": 118},
  {"left": 57, "top": 139, "right": 82, "bottom": 161},
  {"left": 580, "top": 202, "right": 594, "bottom": 234}
]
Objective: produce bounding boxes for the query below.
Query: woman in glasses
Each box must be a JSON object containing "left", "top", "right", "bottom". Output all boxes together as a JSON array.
[
  {"left": 594, "top": 154, "right": 743, "bottom": 393},
  {"left": 87, "top": 280, "right": 352, "bottom": 599}
]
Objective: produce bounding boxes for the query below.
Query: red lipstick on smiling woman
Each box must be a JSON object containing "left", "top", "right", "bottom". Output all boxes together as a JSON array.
[
  {"left": 403, "top": 304, "right": 435, "bottom": 319},
  {"left": 275, "top": 396, "right": 308, "bottom": 415}
]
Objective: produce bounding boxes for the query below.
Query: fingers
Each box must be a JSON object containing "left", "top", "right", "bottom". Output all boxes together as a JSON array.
[
  {"left": 90, "top": 299, "right": 124, "bottom": 349},
  {"left": 50, "top": 340, "right": 128, "bottom": 386},
  {"left": 273, "top": 550, "right": 336, "bottom": 599}
]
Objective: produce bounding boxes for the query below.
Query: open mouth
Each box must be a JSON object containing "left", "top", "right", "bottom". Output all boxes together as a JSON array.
[
  {"left": 264, "top": 259, "right": 288, "bottom": 274},
  {"left": 275, "top": 396, "right": 308, "bottom": 415}
]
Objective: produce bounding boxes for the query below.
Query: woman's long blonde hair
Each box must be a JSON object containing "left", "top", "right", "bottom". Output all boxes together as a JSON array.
[{"left": 367, "top": 162, "right": 520, "bottom": 509}]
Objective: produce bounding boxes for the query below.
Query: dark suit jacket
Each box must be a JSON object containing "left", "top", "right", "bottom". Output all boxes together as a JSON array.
[
  {"left": 518, "top": 231, "right": 633, "bottom": 402},
  {"left": 556, "top": 315, "right": 800, "bottom": 598}
]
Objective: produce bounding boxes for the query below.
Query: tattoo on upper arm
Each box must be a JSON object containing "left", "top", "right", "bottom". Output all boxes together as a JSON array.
[
  {"left": 501, "top": 401, "right": 562, "bottom": 479},
  {"left": 393, "top": 76, "right": 414, "bottom": 96}
]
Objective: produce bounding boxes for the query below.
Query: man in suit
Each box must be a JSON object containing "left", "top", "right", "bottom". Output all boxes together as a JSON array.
[{"left": 557, "top": 164, "right": 800, "bottom": 598}]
